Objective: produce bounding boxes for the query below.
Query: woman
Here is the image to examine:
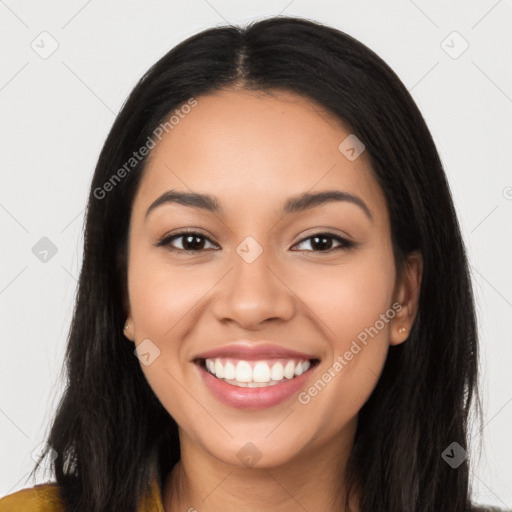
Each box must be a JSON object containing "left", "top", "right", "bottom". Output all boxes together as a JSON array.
[{"left": 1, "top": 15, "right": 505, "bottom": 512}]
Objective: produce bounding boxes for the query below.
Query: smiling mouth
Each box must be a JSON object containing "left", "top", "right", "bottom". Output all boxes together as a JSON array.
[{"left": 194, "top": 357, "right": 320, "bottom": 388}]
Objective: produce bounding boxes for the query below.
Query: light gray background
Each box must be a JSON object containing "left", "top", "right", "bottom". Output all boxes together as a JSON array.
[{"left": 1, "top": 0, "right": 511, "bottom": 508}]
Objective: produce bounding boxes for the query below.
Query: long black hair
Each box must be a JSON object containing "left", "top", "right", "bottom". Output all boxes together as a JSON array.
[{"left": 29, "top": 15, "right": 485, "bottom": 512}]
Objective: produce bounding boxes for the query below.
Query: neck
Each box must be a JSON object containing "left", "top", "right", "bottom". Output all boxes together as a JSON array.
[{"left": 163, "top": 418, "right": 360, "bottom": 512}]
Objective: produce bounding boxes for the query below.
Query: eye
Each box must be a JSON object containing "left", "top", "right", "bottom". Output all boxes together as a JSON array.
[
  {"left": 156, "top": 230, "right": 355, "bottom": 254},
  {"left": 292, "top": 232, "right": 355, "bottom": 253},
  {"left": 156, "top": 230, "right": 219, "bottom": 253}
]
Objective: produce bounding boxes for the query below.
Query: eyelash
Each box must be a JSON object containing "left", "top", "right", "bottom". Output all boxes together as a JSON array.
[{"left": 155, "top": 229, "right": 355, "bottom": 254}]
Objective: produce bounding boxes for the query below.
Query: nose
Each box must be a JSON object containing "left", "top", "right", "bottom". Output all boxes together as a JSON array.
[{"left": 210, "top": 244, "right": 296, "bottom": 330}]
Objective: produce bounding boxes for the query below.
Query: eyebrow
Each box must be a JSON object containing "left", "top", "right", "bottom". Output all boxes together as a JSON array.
[{"left": 145, "top": 189, "right": 373, "bottom": 222}]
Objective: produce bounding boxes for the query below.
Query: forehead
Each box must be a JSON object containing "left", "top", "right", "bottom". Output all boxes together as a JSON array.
[{"left": 132, "top": 88, "right": 388, "bottom": 224}]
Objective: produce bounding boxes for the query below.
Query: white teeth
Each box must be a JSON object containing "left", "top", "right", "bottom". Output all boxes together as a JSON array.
[
  {"left": 270, "top": 362, "right": 284, "bottom": 381},
  {"left": 224, "top": 361, "right": 236, "bottom": 380},
  {"left": 284, "top": 361, "right": 295, "bottom": 379},
  {"left": 203, "top": 357, "right": 314, "bottom": 386},
  {"left": 215, "top": 359, "right": 224, "bottom": 379},
  {"left": 253, "top": 362, "right": 271, "bottom": 383},
  {"left": 228, "top": 379, "right": 281, "bottom": 388},
  {"left": 235, "top": 361, "right": 252, "bottom": 382}
]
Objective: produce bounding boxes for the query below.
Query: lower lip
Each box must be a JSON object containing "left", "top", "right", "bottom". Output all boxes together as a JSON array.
[{"left": 196, "top": 362, "right": 317, "bottom": 409}]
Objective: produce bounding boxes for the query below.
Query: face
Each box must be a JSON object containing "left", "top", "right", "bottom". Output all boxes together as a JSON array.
[{"left": 124, "top": 88, "right": 421, "bottom": 468}]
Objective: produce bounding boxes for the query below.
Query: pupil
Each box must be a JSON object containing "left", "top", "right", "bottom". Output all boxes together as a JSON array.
[
  {"left": 180, "top": 235, "right": 334, "bottom": 251},
  {"left": 312, "top": 236, "right": 331, "bottom": 251},
  {"left": 184, "top": 235, "right": 203, "bottom": 250}
]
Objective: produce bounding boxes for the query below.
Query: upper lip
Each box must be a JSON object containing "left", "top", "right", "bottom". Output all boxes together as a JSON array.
[{"left": 193, "top": 342, "right": 318, "bottom": 361}]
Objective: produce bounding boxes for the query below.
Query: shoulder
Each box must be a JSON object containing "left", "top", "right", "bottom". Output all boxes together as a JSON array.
[
  {"left": 0, "top": 483, "right": 65, "bottom": 511},
  {"left": 0, "top": 480, "right": 163, "bottom": 512}
]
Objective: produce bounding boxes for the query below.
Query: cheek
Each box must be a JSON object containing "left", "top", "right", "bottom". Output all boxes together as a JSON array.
[
  {"left": 299, "top": 252, "right": 395, "bottom": 437},
  {"left": 295, "top": 253, "right": 396, "bottom": 350},
  {"left": 127, "top": 246, "right": 205, "bottom": 426},
  {"left": 293, "top": 252, "right": 396, "bottom": 437},
  {"left": 127, "top": 246, "right": 208, "bottom": 340}
]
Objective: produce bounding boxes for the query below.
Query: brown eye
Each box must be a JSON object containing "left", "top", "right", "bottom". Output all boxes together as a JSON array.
[
  {"left": 292, "top": 233, "right": 354, "bottom": 253},
  {"left": 156, "top": 231, "right": 218, "bottom": 253},
  {"left": 155, "top": 230, "right": 355, "bottom": 255}
]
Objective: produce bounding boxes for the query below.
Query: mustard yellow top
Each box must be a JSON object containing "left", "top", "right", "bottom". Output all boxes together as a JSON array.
[
  {"left": 0, "top": 473, "right": 164, "bottom": 511},
  {"left": 2, "top": 479, "right": 508, "bottom": 512}
]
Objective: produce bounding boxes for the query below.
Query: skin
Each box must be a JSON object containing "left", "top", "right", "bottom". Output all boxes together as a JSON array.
[{"left": 124, "top": 87, "right": 423, "bottom": 512}]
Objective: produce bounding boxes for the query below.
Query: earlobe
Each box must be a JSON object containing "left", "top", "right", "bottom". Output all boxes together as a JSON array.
[
  {"left": 389, "top": 251, "right": 423, "bottom": 346},
  {"left": 390, "top": 311, "right": 409, "bottom": 346},
  {"left": 123, "top": 318, "right": 134, "bottom": 342}
]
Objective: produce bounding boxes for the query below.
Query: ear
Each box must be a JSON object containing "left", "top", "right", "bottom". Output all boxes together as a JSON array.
[{"left": 389, "top": 250, "right": 423, "bottom": 346}]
